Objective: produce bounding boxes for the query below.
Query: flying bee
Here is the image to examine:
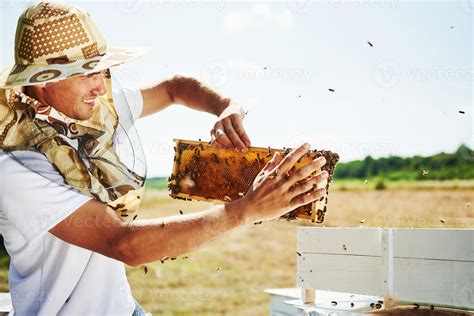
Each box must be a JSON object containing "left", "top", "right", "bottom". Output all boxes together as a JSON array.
[
  {"left": 414, "top": 303, "right": 420, "bottom": 309},
  {"left": 254, "top": 221, "right": 263, "bottom": 225},
  {"left": 143, "top": 265, "right": 148, "bottom": 274},
  {"left": 342, "top": 244, "right": 347, "bottom": 251},
  {"left": 329, "top": 89, "right": 335, "bottom": 92},
  {"left": 179, "top": 210, "right": 183, "bottom": 215},
  {"left": 331, "top": 301, "right": 337, "bottom": 306}
]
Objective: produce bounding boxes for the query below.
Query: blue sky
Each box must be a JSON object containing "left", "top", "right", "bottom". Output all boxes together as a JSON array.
[{"left": 1, "top": 0, "right": 472, "bottom": 177}]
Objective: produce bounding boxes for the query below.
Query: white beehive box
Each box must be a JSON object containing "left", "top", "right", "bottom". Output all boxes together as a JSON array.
[{"left": 296, "top": 228, "right": 474, "bottom": 310}]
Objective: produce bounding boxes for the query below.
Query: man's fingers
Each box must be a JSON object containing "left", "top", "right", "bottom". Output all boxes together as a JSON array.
[
  {"left": 231, "top": 115, "right": 251, "bottom": 147},
  {"left": 287, "top": 157, "right": 326, "bottom": 185},
  {"left": 212, "top": 126, "right": 233, "bottom": 148},
  {"left": 223, "top": 119, "right": 247, "bottom": 153},
  {"left": 277, "top": 143, "right": 311, "bottom": 174},
  {"left": 263, "top": 152, "right": 282, "bottom": 172},
  {"left": 289, "top": 171, "right": 328, "bottom": 196},
  {"left": 290, "top": 188, "right": 326, "bottom": 209}
]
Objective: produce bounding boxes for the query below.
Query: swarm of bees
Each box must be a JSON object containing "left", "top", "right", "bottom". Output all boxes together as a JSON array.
[{"left": 168, "top": 139, "right": 339, "bottom": 223}]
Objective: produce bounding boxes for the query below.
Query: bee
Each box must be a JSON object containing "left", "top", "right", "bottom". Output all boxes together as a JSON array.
[
  {"left": 375, "top": 303, "right": 382, "bottom": 309},
  {"left": 414, "top": 303, "right": 420, "bottom": 309},
  {"left": 360, "top": 219, "right": 365, "bottom": 224},
  {"left": 350, "top": 302, "right": 354, "bottom": 308},
  {"left": 298, "top": 95, "right": 301, "bottom": 98},
  {"left": 440, "top": 219, "right": 445, "bottom": 223},
  {"left": 296, "top": 252, "right": 302, "bottom": 256},
  {"left": 133, "top": 215, "right": 138, "bottom": 220},
  {"left": 370, "top": 303, "right": 375, "bottom": 308},
  {"left": 216, "top": 266, "right": 222, "bottom": 271},
  {"left": 342, "top": 244, "right": 347, "bottom": 251},
  {"left": 179, "top": 210, "right": 183, "bottom": 215},
  {"left": 331, "top": 301, "right": 337, "bottom": 306},
  {"left": 329, "top": 89, "right": 335, "bottom": 92},
  {"left": 160, "top": 222, "right": 165, "bottom": 228},
  {"left": 171, "top": 257, "right": 177, "bottom": 261},
  {"left": 459, "top": 110, "right": 465, "bottom": 114},
  {"left": 183, "top": 256, "right": 189, "bottom": 260},
  {"left": 467, "top": 202, "right": 471, "bottom": 208},
  {"left": 143, "top": 265, "right": 148, "bottom": 274},
  {"left": 367, "top": 41, "right": 373, "bottom": 47},
  {"left": 254, "top": 221, "right": 263, "bottom": 225},
  {"left": 160, "top": 256, "right": 169, "bottom": 263},
  {"left": 430, "top": 305, "right": 434, "bottom": 310}
]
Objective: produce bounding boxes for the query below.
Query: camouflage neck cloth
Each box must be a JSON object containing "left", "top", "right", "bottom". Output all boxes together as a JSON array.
[{"left": 0, "top": 71, "right": 145, "bottom": 221}]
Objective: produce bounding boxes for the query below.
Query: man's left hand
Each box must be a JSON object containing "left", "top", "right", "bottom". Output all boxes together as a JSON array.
[{"left": 210, "top": 102, "right": 251, "bottom": 153}]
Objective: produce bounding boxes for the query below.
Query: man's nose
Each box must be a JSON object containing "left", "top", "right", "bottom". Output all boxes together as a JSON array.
[{"left": 90, "top": 75, "right": 107, "bottom": 96}]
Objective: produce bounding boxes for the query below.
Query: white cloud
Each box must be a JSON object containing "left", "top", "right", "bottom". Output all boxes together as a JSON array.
[{"left": 223, "top": 4, "right": 293, "bottom": 32}]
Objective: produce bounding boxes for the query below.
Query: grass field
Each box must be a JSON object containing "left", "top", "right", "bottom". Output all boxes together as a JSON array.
[{"left": 0, "top": 182, "right": 473, "bottom": 315}]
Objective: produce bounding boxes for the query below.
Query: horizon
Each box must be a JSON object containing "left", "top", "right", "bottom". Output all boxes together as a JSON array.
[{"left": 1, "top": 0, "right": 472, "bottom": 177}]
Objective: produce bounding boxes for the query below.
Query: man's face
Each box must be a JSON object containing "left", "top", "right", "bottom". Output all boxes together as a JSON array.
[{"left": 40, "top": 72, "right": 107, "bottom": 120}]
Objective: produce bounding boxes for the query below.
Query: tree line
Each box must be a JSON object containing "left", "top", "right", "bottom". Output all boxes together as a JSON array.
[{"left": 334, "top": 144, "right": 474, "bottom": 180}]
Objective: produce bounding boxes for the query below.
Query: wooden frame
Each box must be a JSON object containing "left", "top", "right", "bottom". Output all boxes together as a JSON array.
[
  {"left": 296, "top": 227, "right": 474, "bottom": 311},
  {"left": 169, "top": 139, "right": 339, "bottom": 222}
]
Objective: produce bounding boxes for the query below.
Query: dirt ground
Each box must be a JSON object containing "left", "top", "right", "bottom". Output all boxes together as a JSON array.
[{"left": 127, "top": 188, "right": 473, "bottom": 315}]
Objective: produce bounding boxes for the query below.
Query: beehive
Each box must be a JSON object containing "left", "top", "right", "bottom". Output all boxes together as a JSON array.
[{"left": 168, "top": 139, "right": 339, "bottom": 223}]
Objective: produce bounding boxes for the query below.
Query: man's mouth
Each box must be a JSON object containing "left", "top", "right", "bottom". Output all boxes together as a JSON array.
[{"left": 83, "top": 98, "right": 96, "bottom": 108}]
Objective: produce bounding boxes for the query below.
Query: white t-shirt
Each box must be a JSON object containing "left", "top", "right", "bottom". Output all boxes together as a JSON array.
[{"left": 0, "top": 87, "right": 144, "bottom": 316}]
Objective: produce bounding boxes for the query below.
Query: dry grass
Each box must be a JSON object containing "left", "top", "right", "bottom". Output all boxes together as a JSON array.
[
  {"left": 0, "top": 185, "right": 471, "bottom": 314},
  {"left": 128, "top": 188, "right": 473, "bottom": 315}
]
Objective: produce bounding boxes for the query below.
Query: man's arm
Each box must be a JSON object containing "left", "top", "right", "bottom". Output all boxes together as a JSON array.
[
  {"left": 49, "top": 144, "right": 328, "bottom": 266},
  {"left": 140, "top": 75, "right": 251, "bottom": 152},
  {"left": 49, "top": 197, "right": 246, "bottom": 267},
  {"left": 140, "top": 75, "right": 229, "bottom": 118}
]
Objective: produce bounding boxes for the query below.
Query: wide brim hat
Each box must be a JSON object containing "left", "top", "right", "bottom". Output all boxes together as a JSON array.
[{"left": 0, "top": 1, "right": 150, "bottom": 88}]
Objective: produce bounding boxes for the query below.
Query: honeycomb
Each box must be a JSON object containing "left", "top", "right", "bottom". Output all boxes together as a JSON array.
[{"left": 168, "top": 139, "right": 339, "bottom": 223}]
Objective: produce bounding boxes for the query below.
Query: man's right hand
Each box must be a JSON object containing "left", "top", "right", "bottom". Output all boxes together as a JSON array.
[{"left": 233, "top": 143, "right": 328, "bottom": 224}]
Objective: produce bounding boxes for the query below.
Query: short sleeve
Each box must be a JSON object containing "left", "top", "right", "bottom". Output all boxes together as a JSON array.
[
  {"left": 0, "top": 151, "right": 92, "bottom": 244},
  {"left": 112, "top": 87, "right": 144, "bottom": 125}
]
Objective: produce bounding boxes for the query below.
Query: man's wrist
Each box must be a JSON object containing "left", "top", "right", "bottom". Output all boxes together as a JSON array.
[{"left": 224, "top": 197, "right": 251, "bottom": 227}]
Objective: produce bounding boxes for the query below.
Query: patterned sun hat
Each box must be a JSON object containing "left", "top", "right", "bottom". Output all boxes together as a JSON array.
[{"left": 0, "top": 1, "right": 150, "bottom": 88}]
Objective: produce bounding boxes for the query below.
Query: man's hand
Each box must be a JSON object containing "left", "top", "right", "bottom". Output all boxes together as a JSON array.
[
  {"left": 210, "top": 102, "right": 251, "bottom": 153},
  {"left": 231, "top": 143, "right": 328, "bottom": 224}
]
